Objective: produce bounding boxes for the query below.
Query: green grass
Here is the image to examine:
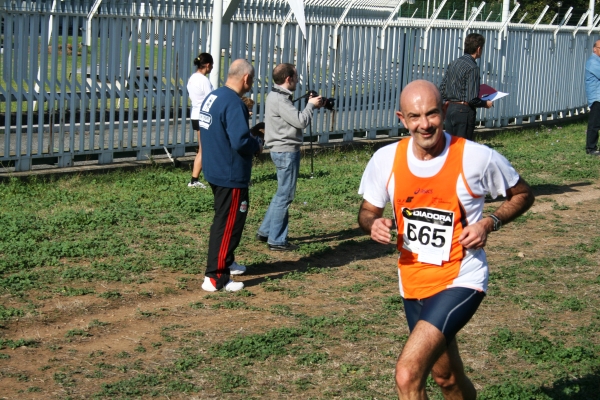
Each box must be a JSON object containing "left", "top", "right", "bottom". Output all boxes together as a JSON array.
[{"left": 0, "top": 120, "right": 599, "bottom": 398}]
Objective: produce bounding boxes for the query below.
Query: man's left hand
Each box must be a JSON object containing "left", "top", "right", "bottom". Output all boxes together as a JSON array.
[
  {"left": 254, "top": 137, "right": 263, "bottom": 156},
  {"left": 250, "top": 122, "right": 265, "bottom": 139},
  {"left": 458, "top": 218, "right": 493, "bottom": 249},
  {"left": 308, "top": 95, "right": 323, "bottom": 108}
]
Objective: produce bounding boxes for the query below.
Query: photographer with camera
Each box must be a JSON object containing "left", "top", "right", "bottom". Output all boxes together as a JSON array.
[{"left": 256, "top": 63, "right": 323, "bottom": 251}]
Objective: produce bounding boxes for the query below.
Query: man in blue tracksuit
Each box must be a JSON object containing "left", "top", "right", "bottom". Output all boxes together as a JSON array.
[
  {"left": 199, "top": 59, "right": 262, "bottom": 292},
  {"left": 585, "top": 39, "right": 600, "bottom": 156}
]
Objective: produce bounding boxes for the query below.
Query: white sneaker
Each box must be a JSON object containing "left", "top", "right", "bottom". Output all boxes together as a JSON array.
[
  {"left": 224, "top": 280, "right": 244, "bottom": 292},
  {"left": 201, "top": 277, "right": 244, "bottom": 292},
  {"left": 229, "top": 261, "right": 246, "bottom": 275},
  {"left": 188, "top": 181, "right": 207, "bottom": 189},
  {"left": 201, "top": 277, "right": 218, "bottom": 292}
]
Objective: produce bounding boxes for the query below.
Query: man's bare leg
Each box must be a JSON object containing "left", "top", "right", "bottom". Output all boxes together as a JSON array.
[
  {"left": 395, "top": 320, "right": 447, "bottom": 399},
  {"left": 191, "top": 130, "right": 202, "bottom": 179},
  {"left": 430, "top": 339, "right": 476, "bottom": 400},
  {"left": 395, "top": 321, "right": 476, "bottom": 400}
]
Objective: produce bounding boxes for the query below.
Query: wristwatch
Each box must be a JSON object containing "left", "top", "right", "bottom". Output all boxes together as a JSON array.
[{"left": 489, "top": 214, "right": 502, "bottom": 231}]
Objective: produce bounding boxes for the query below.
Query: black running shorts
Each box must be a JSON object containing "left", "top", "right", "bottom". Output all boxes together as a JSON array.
[{"left": 402, "top": 287, "right": 485, "bottom": 342}]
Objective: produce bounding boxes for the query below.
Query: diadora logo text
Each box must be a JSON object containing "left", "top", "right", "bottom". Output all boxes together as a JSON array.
[
  {"left": 413, "top": 188, "right": 433, "bottom": 195},
  {"left": 402, "top": 207, "right": 454, "bottom": 226},
  {"left": 410, "top": 209, "right": 451, "bottom": 222}
]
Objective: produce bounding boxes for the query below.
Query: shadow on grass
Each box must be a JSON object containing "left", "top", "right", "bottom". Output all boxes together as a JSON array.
[
  {"left": 531, "top": 181, "right": 593, "bottom": 196},
  {"left": 484, "top": 181, "right": 594, "bottom": 204},
  {"left": 542, "top": 371, "right": 600, "bottom": 399},
  {"left": 249, "top": 169, "right": 332, "bottom": 185},
  {"left": 242, "top": 231, "right": 395, "bottom": 287},
  {"left": 292, "top": 227, "right": 364, "bottom": 243},
  {"left": 297, "top": 170, "right": 331, "bottom": 180}
]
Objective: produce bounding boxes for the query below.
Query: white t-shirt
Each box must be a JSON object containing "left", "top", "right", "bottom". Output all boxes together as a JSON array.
[
  {"left": 187, "top": 72, "right": 214, "bottom": 120},
  {"left": 358, "top": 133, "right": 520, "bottom": 295}
]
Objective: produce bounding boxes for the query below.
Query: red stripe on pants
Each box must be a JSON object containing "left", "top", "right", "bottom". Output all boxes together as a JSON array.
[{"left": 216, "top": 188, "right": 240, "bottom": 277}]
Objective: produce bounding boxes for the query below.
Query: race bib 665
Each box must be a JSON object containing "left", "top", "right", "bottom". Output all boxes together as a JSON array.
[{"left": 401, "top": 207, "right": 454, "bottom": 266}]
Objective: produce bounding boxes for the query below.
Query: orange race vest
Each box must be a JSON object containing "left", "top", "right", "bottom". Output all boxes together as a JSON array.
[{"left": 389, "top": 136, "right": 478, "bottom": 299}]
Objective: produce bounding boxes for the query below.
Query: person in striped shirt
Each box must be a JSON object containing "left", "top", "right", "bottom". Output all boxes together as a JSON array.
[{"left": 439, "top": 33, "right": 493, "bottom": 141}]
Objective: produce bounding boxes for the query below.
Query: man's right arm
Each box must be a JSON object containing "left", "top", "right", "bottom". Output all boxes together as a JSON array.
[
  {"left": 459, "top": 177, "right": 534, "bottom": 249},
  {"left": 277, "top": 95, "right": 318, "bottom": 129},
  {"left": 358, "top": 200, "right": 393, "bottom": 244}
]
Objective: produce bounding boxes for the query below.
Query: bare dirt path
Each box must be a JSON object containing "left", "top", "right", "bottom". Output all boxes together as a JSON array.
[{"left": 529, "top": 181, "right": 600, "bottom": 212}]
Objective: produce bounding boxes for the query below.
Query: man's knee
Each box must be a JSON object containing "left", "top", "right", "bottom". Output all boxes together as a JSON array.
[
  {"left": 432, "top": 370, "right": 477, "bottom": 399},
  {"left": 395, "top": 364, "right": 422, "bottom": 393},
  {"left": 431, "top": 368, "right": 458, "bottom": 389}
]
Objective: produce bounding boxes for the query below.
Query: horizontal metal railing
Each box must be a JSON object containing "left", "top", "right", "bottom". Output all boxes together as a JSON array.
[{"left": 0, "top": 0, "right": 596, "bottom": 171}]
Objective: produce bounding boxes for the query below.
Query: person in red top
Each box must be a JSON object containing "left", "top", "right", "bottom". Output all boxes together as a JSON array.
[{"left": 357, "top": 80, "right": 534, "bottom": 399}]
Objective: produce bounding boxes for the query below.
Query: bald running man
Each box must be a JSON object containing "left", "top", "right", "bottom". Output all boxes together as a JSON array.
[{"left": 357, "top": 80, "right": 534, "bottom": 399}]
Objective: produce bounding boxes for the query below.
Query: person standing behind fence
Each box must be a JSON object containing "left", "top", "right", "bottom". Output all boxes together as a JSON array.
[
  {"left": 187, "top": 53, "right": 214, "bottom": 188},
  {"left": 199, "top": 59, "right": 262, "bottom": 292},
  {"left": 256, "top": 63, "right": 323, "bottom": 251},
  {"left": 439, "top": 33, "right": 492, "bottom": 141},
  {"left": 585, "top": 40, "right": 600, "bottom": 156}
]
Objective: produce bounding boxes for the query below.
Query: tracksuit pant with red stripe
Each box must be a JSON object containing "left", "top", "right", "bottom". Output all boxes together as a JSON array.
[{"left": 206, "top": 184, "right": 249, "bottom": 289}]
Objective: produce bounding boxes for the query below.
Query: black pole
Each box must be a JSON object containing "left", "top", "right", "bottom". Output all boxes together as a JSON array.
[
  {"left": 306, "top": 50, "right": 314, "bottom": 178},
  {"left": 292, "top": 90, "right": 315, "bottom": 177},
  {"left": 309, "top": 123, "right": 314, "bottom": 178}
]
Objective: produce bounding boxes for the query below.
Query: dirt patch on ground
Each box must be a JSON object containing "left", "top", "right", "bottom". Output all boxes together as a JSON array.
[
  {"left": 1, "top": 181, "right": 599, "bottom": 399},
  {"left": 529, "top": 181, "right": 600, "bottom": 212}
]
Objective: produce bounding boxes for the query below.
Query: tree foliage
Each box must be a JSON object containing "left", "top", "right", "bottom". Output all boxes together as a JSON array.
[
  {"left": 513, "top": 0, "right": 597, "bottom": 25},
  {"left": 397, "top": 0, "right": 599, "bottom": 25}
]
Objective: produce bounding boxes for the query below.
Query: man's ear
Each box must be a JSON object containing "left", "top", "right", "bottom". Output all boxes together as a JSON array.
[
  {"left": 442, "top": 100, "right": 449, "bottom": 115},
  {"left": 396, "top": 110, "right": 406, "bottom": 126}
]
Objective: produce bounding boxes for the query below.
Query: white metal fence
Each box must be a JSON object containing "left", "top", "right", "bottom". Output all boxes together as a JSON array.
[{"left": 0, "top": 0, "right": 597, "bottom": 171}]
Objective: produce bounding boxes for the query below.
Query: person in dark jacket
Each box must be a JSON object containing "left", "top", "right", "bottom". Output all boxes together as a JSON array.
[
  {"left": 199, "top": 59, "right": 262, "bottom": 292},
  {"left": 439, "top": 33, "right": 492, "bottom": 141}
]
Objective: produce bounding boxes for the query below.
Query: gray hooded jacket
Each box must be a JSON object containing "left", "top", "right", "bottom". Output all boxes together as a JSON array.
[{"left": 264, "top": 84, "right": 316, "bottom": 152}]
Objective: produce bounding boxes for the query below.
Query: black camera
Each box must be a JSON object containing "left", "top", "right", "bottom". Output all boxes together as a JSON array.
[
  {"left": 307, "top": 90, "right": 335, "bottom": 110},
  {"left": 295, "top": 90, "right": 335, "bottom": 110}
]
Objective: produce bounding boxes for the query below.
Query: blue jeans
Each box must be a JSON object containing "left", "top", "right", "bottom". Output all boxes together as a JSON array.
[{"left": 257, "top": 151, "right": 300, "bottom": 246}]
